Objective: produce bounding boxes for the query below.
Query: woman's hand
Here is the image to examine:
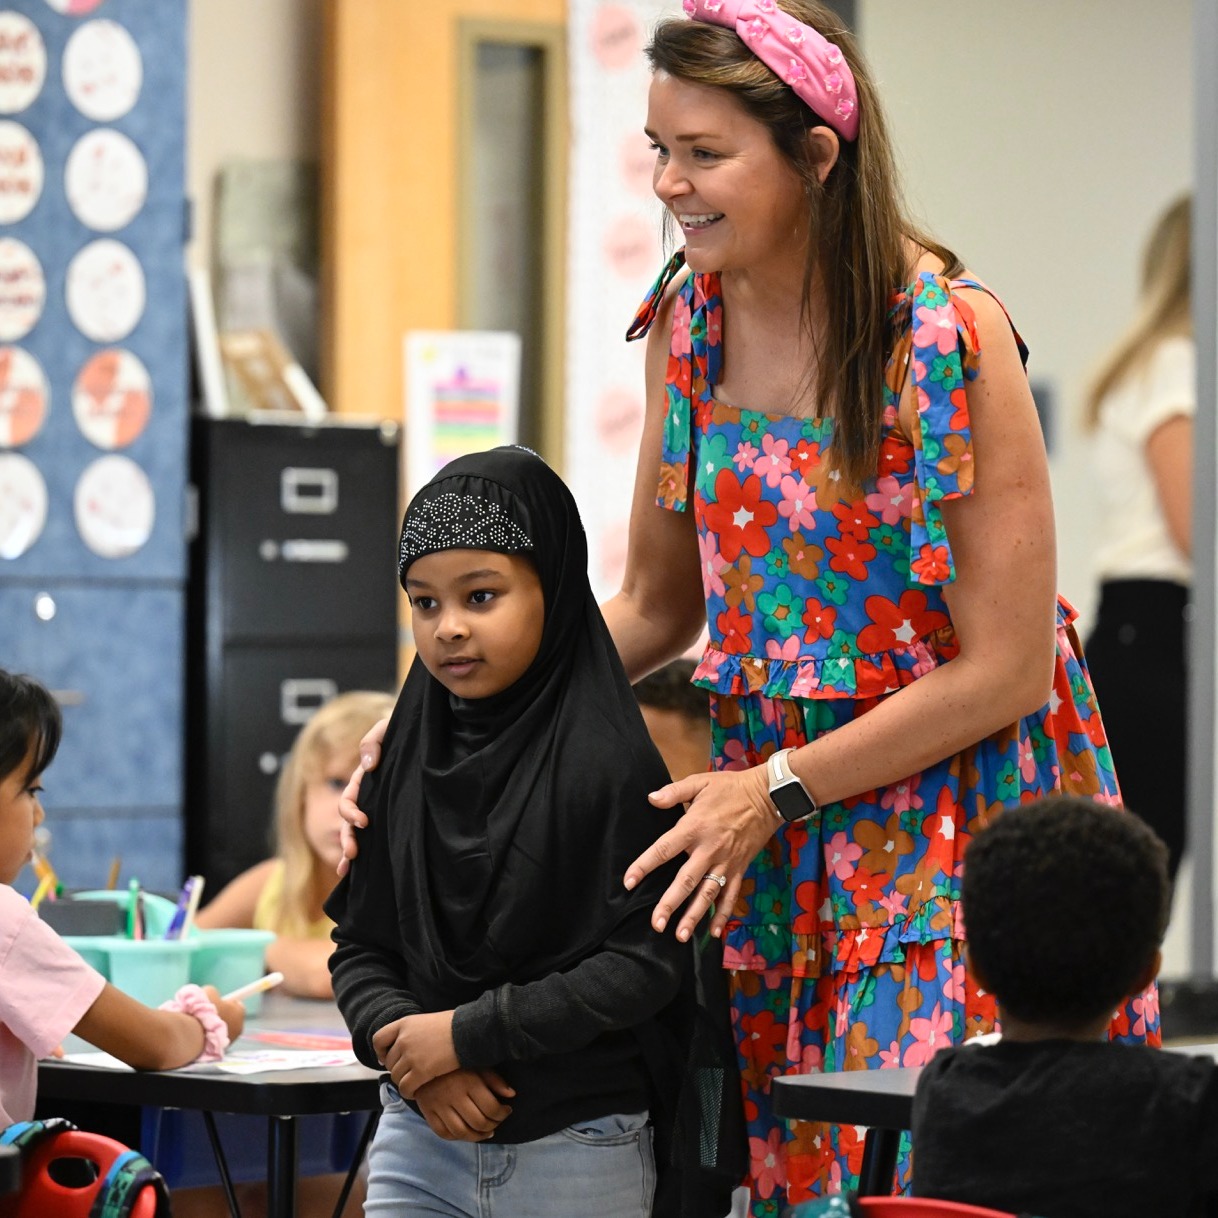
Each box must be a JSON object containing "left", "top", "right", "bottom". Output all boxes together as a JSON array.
[
  {"left": 372, "top": 1010, "right": 459, "bottom": 1099},
  {"left": 625, "top": 763, "right": 778, "bottom": 943},
  {"left": 336, "top": 717, "right": 389, "bottom": 876}
]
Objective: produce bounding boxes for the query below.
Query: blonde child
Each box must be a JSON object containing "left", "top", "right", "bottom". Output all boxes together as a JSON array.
[
  {"left": 194, "top": 690, "right": 395, "bottom": 998},
  {"left": 0, "top": 669, "right": 244, "bottom": 1130}
]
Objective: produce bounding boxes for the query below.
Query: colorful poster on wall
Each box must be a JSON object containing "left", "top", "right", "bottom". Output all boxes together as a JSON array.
[{"left": 404, "top": 330, "right": 521, "bottom": 498}]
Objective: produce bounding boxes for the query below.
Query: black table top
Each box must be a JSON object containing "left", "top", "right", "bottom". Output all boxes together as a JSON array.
[{"left": 38, "top": 993, "right": 382, "bottom": 1119}]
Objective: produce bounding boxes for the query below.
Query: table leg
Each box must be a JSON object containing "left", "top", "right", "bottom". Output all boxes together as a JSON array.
[
  {"left": 331, "top": 1111, "right": 378, "bottom": 1218},
  {"left": 857, "top": 1126, "right": 901, "bottom": 1197},
  {"left": 267, "top": 1115, "right": 298, "bottom": 1218},
  {"left": 202, "top": 1111, "right": 243, "bottom": 1218}
]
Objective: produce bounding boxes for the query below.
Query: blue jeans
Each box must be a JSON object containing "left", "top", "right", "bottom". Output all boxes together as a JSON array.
[{"left": 364, "top": 1082, "right": 654, "bottom": 1217}]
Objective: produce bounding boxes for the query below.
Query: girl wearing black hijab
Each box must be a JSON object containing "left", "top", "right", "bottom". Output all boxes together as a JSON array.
[{"left": 327, "top": 447, "right": 737, "bottom": 1217}]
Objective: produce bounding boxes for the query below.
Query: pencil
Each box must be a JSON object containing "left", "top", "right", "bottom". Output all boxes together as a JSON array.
[
  {"left": 30, "top": 875, "right": 53, "bottom": 909},
  {"left": 106, "top": 857, "right": 121, "bottom": 890},
  {"left": 179, "top": 874, "right": 205, "bottom": 939},
  {"left": 221, "top": 972, "right": 285, "bottom": 1003}
]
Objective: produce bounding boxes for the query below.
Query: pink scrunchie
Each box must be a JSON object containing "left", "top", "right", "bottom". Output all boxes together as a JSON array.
[{"left": 160, "top": 984, "right": 231, "bottom": 1063}]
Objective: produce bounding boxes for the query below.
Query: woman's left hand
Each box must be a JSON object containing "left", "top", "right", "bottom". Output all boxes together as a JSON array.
[{"left": 625, "top": 764, "right": 778, "bottom": 944}]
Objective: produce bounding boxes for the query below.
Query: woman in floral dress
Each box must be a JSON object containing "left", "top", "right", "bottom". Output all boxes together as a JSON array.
[
  {"left": 339, "top": 2, "right": 1158, "bottom": 1211},
  {"left": 602, "top": 1, "right": 1160, "bottom": 1212}
]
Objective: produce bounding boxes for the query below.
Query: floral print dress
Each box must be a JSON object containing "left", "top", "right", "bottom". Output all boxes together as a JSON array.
[{"left": 627, "top": 253, "right": 1159, "bottom": 1215}]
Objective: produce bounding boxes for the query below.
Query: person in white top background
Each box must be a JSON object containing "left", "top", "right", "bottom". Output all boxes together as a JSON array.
[{"left": 1082, "top": 194, "right": 1193, "bottom": 881}]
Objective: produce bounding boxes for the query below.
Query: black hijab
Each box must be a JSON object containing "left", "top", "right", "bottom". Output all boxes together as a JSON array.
[{"left": 335, "top": 445, "right": 678, "bottom": 1010}]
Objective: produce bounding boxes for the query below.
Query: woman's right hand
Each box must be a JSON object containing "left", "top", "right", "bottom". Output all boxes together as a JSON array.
[
  {"left": 336, "top": 717, "right": 389, "bottom": 876},
  {"left": 205, "top": 984, "right": 246, "bottom": 1046}
]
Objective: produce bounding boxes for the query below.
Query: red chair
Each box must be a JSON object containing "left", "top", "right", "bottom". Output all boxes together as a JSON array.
[
  {"left": 856, "top": 1198, "right": 1018, "bottom": 1218},
  {"left": 0, "top": 1127, "right": 165, "bottom": 1218}
]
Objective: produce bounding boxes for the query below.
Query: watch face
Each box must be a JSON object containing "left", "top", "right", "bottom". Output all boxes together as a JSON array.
[{"left": 771, "top": 780, "right": 814, "bottom": 822}]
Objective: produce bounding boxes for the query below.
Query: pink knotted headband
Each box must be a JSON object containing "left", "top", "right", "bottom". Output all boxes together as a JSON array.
[{"left": 682, "top": 0, "right": 860, "bottom": 141}]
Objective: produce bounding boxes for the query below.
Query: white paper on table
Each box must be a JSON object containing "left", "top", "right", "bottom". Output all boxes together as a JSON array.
[{"left": 56, "top": 1048, "right": 359, "bottom": 1074}]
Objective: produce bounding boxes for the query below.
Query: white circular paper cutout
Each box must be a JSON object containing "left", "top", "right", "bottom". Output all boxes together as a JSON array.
[
  {"left": 73, "top": 348, "right": 151, "bottom": 449},
  {"left": 0, "top": 238, "right": 45, "bottom": 341},
  {"left": 63, "top": 20, "right": 142, "bottom": 122},
  {"left": 74, "top": 453, "right": 154, "bottom": 558},
  {"left": 0, "top": 346, "right": 48, "bottom": 447},
  {"left": 0, "top": 121, "right": 42, "bottom": 223},
  {"left": 66, "top": 239, "right": 145, "bottom": 342},
  {"left": 0, "top": 14, "right": 46, "bottom": 115},
  {"left": 0, "top": 451, "right": 47, "bottom": 559},
  {"left": 44, "top": 0, "right": 107, "bottom": 14},
  {"left": 65, "top": 128, "right": 147, "bottom": 231}
]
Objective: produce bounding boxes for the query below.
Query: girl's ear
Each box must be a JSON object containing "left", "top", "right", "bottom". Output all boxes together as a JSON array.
[{"left": 807, "top": 125, "right": 840, "bottom": 184}]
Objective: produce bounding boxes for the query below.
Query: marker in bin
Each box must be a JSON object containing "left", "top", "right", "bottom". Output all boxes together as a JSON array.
[
  {"left": 222, "top": 972, "right": 284, "bottom": 1003},
  {"left": 164, "top": 875, "right": 205, "bottom": 940}
]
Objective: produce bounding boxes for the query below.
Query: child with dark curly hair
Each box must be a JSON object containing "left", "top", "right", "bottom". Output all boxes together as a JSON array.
[{"left": 911, "top": 795, "right": 1218, "bottom": 1217}]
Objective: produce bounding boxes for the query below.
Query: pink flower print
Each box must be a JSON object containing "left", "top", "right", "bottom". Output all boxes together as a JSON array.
[
  {"left": 757, "top": 697, "right": 781, "bottom": 728},
  {"left": 798, "top": 1042, "right": 824, "bottom": 1073},
  {"left": 723, "top": 937, "right": 768, "bottom": 971},
  {"left": 721, "top": 738, "right": 750, "bottom": 771},
  {"left": 826, "top": 44, "right": 843, "bottom": 65},
  {"left": 705, "top": 304, "right": 723, "bottom": 347},
  {"left": 733, "top": 440, "right": 759, "bottom": 471},
  {"left": 879, "top": 775, "right": 922, "bottom": 813},
  {"left": 749, "top": 1128, "right": 787, "bottom": 1200},
  {"left": 913, "top": 303, "right": 959, "bottom": 356},
  {"left": 943, "top": 959, "right": 965, "bottom": 1005},
  {"left": 785, "top": 21, "right": 805, "bottom": 45},
  {"left": 875, "top": 888, "right": 908, "bottom": 921},
  {"left": 755, "top": 434, "right": 792, "bottom": 487},
  {"left": 879, "top": 1040, "right": 902, "bottom": 1069},
  {"left": 671, "top": 294, "right": 692, "bottom": 354},
  {"left": 743, "top": 16, "right": 766, "bottom": 40},
  {"left": 765, "top": 636, "right": 800, "bottom": 662},
  {"left": 785, "top": 58, "right": 808, "bottom": 87},
  {"left": 835, "top": 96, "right": 855, "bottom": 121},
  {"left": 825, "top": 830, "right": 863, "bottom": 880},
  {"left": 865, "top": 474, "right": 913, "bottom": 526},
  {"left": 682, "top": 0, "right": 696, "bottom": 12},
  {"left": 778, "top": 474, "right": 817, "bottom": 532},
  {"left": 699, "top": 531, "right": 728, "bottom": 599},
  {"left": 904, "top": 1002, "right": 954, "bottom": 1066},
  {"left": 693, "top": 652, "right": 724, "bottom": 683},
  {"left": 822, "top": 69, "right": 843, "bottom": 94},
  {"left": 1017, "top": 735, "right": 1037, "bottom": 782},
  {"left": 756, "top": 0, "right": 777, "bottom": 12}
]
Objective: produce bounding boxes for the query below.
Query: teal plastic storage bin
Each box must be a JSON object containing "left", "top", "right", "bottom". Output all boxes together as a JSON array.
[{"left": 189, "top": 929, "right": 275, "bottom": 1012}]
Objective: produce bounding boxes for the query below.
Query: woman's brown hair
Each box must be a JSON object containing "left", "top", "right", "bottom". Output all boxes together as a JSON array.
[
  {"left": 647, "top": 0, "right": 959, "bottom": 490},
  {"left": 1082, "top": 194, "right": 1192, "bottom": 429}
]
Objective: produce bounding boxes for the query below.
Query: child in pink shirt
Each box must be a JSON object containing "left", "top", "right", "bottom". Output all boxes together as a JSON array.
[{"left": 0, "top": 669, "right": 245, "bottom": 1128}]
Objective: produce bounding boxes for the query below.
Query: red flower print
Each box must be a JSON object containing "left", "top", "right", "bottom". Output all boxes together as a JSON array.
[
  {"left": 878, "top": 435, "right": 913, "bottom": 478},
  {"left": 701, "top": 469, "right": 778, "bottom": 562},
  {"left": 857, "top": 590, "right": 951, "bottom": 653},
  {"left": 801, "top": 597, "right": 836, "bottom": 642},
  {"left": 832, "top": 500, "right": 880, "bottom": 541},
  {"left": 792, "top": 879, "right": 821, "bottom": 934},
  {"left": 910, "top": 542, "right": 952, "bottom": 584},
  {"left": 705, "top": 303, "right": 723, "bottom": 347},
  {"left": 825, "top": 534, "right": 877, "bottom": 581},
  {"left": 789, "top": 437, "right": 819, "bottom": 479},
  {"left": 749, "top": 1127, "right": 788, "bottom": 1199},
  {"left": 842, "top": 866, "right": 890, "bottom": 907},
  {"left": 716, "top": 604, "right": 754, "bottom": 655},
  {"left": 739, "top": 1008, "right": 789, "bottom": 1064},
  {"left": 949, "top": 386, "right": 969, "bottom": 430}
]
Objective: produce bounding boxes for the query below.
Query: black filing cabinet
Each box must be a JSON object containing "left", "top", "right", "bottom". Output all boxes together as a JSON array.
[{"left": 185, "top": 417, "right": 401, "bottom": 889}]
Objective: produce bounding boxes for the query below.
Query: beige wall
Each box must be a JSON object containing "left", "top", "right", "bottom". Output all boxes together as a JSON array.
[
  {"left": 857, "top": 0, "right": 1193, "bottom": 623},
  {"left": 187, "top": 0, "right": 324, "bottom": 271}
]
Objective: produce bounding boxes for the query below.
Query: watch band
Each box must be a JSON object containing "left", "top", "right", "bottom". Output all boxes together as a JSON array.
[{"left": 766, "top": 748, "right": 817, "bottom": 823}]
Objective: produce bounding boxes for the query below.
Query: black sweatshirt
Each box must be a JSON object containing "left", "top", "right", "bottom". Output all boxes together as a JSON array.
[{"left": 330, "top": 904, "right": 686, "bottom": 1143}]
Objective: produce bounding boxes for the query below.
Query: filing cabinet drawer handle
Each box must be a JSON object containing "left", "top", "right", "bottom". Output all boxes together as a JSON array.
[
  {"left": 281, "top": 468, "right": 338, "bottom": 515},
  {"left": 280, "top": 678, "right": 338, "bottom": 726},
  {"left": 280, "top": 539, "right": 349, "bottom": 563}
]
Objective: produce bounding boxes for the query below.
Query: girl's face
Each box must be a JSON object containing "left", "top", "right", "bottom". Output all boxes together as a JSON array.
[
  {"left": 302, "top": 745, "right": 360, "bottom": 873},
  {"left": 0, "top": 747, "right": 45, "bottom": 885},
  {"left": 404, "top": 548, "right": 545, "bottom": 700},
  {"left": 646, "top": 71, "right": 809, "bottom": 277}
]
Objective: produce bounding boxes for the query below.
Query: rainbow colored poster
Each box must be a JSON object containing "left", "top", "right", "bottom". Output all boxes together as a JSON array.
[{"left": 404, "top": 330, "right": 521, "bottom": 497}]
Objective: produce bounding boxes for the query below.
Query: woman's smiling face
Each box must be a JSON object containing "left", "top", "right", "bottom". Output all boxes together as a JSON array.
[{"left": 646, "top": 70, "right": 809, "bottom": 277}]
